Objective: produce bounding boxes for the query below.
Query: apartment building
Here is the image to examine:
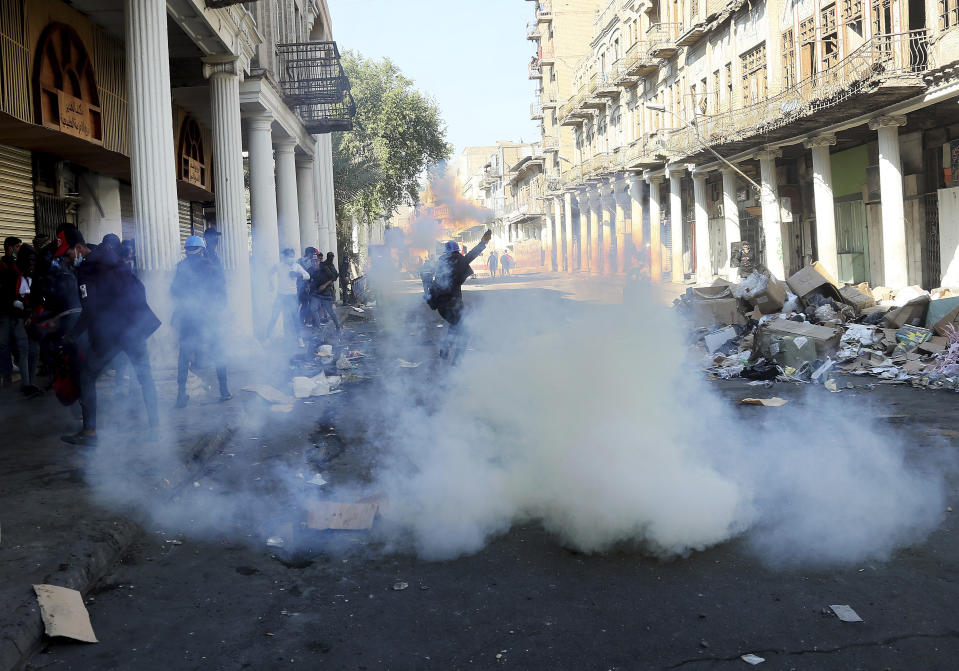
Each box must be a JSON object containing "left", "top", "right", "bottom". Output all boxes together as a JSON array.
[
  {"left": 0, "top": 0, "right": 352, "bottom": 332},
  {"left": 534, "top": 0, "right": 959, "bottom": 289}
]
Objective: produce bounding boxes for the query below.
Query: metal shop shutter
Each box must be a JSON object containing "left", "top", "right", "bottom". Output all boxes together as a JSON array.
[
  {"left": 0, "top": 144, "right": 34, "bottom": 242},
  {"left": 177, "top": 199, "right": 192, "bottom": 248},
  {"left": 119, "top": 183, "right": 136, "bottom": 241}
]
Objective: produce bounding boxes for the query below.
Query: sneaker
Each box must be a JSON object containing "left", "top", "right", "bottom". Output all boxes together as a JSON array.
[
  {"left": 61, "top": 431, "right": 98, "bottom": 446},
  {"left": 219, "top": 392, "right": 233, "bottom": 402},
  {"left": 174, "top": 394, "right": 189, "bottom": 409}
]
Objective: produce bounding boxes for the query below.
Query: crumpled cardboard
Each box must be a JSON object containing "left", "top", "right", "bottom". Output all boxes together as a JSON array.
[
  {"left": 882, "top": 295, "right": 930, "bottom": 328},
  {"left": 760, "top": 319, "right": 840, "bottom": 356},
  {"left": 33, "top": 584, "right": 98, "bottom": 643},
  {"left": 787, "top": 263, "right": 842, "bottom": 301}
]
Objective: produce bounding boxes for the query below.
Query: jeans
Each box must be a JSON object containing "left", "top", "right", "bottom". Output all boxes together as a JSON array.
[
  {"left": 0, "top": 313, "right": 30, "bottom": 385},
  {"left": 310, "top": 295, "right": 340, "bottom": 330},
  {"left": 266, "top": 293, "right": 301, "bottom": 341},
  {"left": 437, "top": 296, "right": 466, "bottom": 361},
  {"left": 177, "top": 322, "right": 228, "bottom": 398},
  {"left": 79, "top": 336, "right": 158, "bottom": 431}
]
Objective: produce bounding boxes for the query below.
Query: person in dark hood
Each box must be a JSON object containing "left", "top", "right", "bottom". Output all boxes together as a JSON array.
[
  {"left": 171, "top": 235, "right": 231, "bottom": 408},
  {"left": 0, "top": 236, "right": 27, "bottom": 390},
  {"left": 203, "top": 227, "right": 222, "bottom": 269},
  {"left": 428, "top": 230, "right": 491, "bottom": 360},
  {"left": 731, "top": 241, "right": 766, "bottom": 279},
  {"left": 61, "top": 231, "right": 160, "bottom": 445},
  {"left": 309, "top": 251, "right": 340, "bottom": 332}
]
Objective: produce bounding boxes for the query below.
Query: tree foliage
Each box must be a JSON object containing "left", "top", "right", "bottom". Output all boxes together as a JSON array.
[{"left": 333, "top": 51, "right": 451, "bottom": 240}]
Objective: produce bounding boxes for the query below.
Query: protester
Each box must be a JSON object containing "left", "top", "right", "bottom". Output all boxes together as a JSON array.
[
  {"left": 0, "top": 236, "right": 26, "bottom": 390},
  {"left": 309, "top": 252, "right": 340, "bottom": 332},
  {"left": 61, "top": 229, "right": 160, "bottom": 445},
  {"left": 428, "top": 230, "right": 491, "bottom": 361},
  {"left": 170, "top": 235, "right": 231, "bottom": 409},
  {"left": 339, "top": 255, "right": 351, "bottom": 303},
  {"left": 500, "top": 251, "right": 513, "bottom": 277},
  {"left": 299, "top": 247, "right": 319, "bottom": 328},
  {"left": 12, "top": 244, "right": 41, "bottom": 396},
  {"left": 487, "top": 250, "right": 498, "bottom": 278},
  {"left": 266, "top": 248, "right": 311, "bottom": 347},
  {"left": 203, "top": 227, "right": 222, "bottom": 269},
  {"left": 731, "top": 241, "right": 765, "bottom": 279}
]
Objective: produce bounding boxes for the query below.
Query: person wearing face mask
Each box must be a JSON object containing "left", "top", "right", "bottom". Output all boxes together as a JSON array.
[
  {"left": 265, "top": 248, "right": 310, "bottom": 347},
  {"left": 61, "top": 228, "right": 160, "bottom": 445}
]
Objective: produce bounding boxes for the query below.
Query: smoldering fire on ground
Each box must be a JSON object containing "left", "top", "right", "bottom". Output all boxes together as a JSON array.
[{"left": 76, "top": 270, "right": 954, "bottom": 569}]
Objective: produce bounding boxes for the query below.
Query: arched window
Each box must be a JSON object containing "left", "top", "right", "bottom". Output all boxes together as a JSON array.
[
  {"left": 178, "top": 117, "right": 206, "bottom": 187},
  {"left": 33, "top": 23, "right": 102, "bottom": 143}
]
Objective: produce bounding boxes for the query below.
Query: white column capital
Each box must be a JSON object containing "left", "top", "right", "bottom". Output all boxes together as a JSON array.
[
  {"left": 692, "top": 172, "right": 707, "bottom": 185},
  {"left": 202, "top": 56, "right": 242, "bottom": 82},
  {"left": 645, "top": 171, "right": 664, "bottom": 185},
  {"left": 721, "top": 166, "right": 739, "bottom": 177},
  {"left": 666, "top": 163, "right": 686, "bottom": 178},
  {"left": 755, "top": 148, "right": 782, "bottom": 161},
  {"left": 868, "top": 115, "right": 907, "bottom": 131},
  {"left": 248, "top": 114, "right": 274, "bottom": 132},
  {"left": 627, "top": 172, "right": 643, "bottom": 187},
  {"left": 274, "top": 137, "right": 297, "bottom": 154},
  {"left": 803, "top": 134, "right": 837, "bottom": 149}
]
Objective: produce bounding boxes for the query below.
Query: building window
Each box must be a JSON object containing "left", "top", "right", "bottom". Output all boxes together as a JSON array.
[
  {"left": 799, "top": 16, "right": 816, "bottom": 79},
  {"left": 821, "top": 3, "right": 839, "bottom": 69},
  {"left": 178, "top": 118, "right": 206, "bottom": 188},
  {"left": 724, "top": 62, "right": 732, "bottom": 107},
  {"left": 740, "top": 42, "right": 767, "bottom": 105},
  {"left": 712, "top": 69, "right": 720, "bottom": 112},
  {"left": 782, "top": 29, "right": 796, "bottom": 88},
  {"left": 33, "top": 23, "right": 103, "bottom": 144},
  {"left": 940, "top": 0, "right": 959, "bottom": 28}
]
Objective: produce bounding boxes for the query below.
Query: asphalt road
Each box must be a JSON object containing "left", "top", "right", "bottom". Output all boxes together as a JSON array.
[{"left": 25, "top": 275, "right": 959, "bottom": 671}]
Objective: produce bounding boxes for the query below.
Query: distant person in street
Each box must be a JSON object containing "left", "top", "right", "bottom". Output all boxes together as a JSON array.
[
  {"left": 732, "top": 241, "right": 766, "bottom": 279},
  {"left": 339, "top": 256, "right": 351, "bottom": 304},
  {"left": 0, "top": 236, "right": 27, "bottom": 390},
  {"left": 61, "top": 229, "right": 160, "bottom": 445},
  {"left": 203, "top": 227, "right": 222, "bottom": 268},
  {"left": 266, "top": 248, "right": 311, "bottom": 347},
  {"left": 171, "top": 235, "right": 232, "bottom": 409},
  {"left": 309, "top": 251, "right": 340, "bottom": 332},
  {"left": 500, "top": 251, "right": 513, "bottom": 277},
  {"left": 487, "top": 250, "right": 498, "bottom": 278},
  {"left": 428, "top": 229, "right": 491, "bottom": 361},
  {"left": 299, "top": 247, "right": 319, "bottom": 327}
]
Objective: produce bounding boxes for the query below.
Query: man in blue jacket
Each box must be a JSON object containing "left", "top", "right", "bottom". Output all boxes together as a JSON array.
[{"left": 61, "top": 229, "right": 160, "bottom": 445}]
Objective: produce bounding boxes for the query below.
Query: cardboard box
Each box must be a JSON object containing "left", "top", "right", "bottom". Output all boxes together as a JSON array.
[
  {"left": 760, "top": 319, "right": 841, "bottom": 355},
  {"left": 745, "top": 279, "right": 787, "bottom": 314},
  {"left": 691, "top": 297, "right": 747, "bottom": 327},
  {"left": 925, "top": 297, "right": 959, "bottom": 331},
  {"left": 786, "top": 263, "right": 842, "bottom": 300},
  {"left": 704, "top": 326, "right": 738, "bottom": 353},
  {"left": 881, "top": 295, "right": 930, "bottom": 328},
  {"left": 689, "top": 285, "right": 734, "bottom": 300},
  {"left": 839, "top": 285, "right": 876, "bottom": 312}
]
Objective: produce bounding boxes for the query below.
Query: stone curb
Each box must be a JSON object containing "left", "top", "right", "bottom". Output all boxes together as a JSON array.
[{"left": 0, "top": 425, "right": 235, "bottom": 671}]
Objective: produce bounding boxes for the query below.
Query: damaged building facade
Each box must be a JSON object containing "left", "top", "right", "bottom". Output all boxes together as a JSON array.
[
  {"left": 530, "top": 0, "right": 959, "bottom": 290},
  {"left": 0, "top": 0, "right": 351, "bottom": 331}
]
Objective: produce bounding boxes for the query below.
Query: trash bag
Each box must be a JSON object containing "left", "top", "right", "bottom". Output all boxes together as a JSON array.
[{"left": 741, "top": 361, "right": 780, "bottom": 381}]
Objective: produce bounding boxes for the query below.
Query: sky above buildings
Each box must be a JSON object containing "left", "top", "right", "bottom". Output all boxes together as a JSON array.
[{"left": 328, "top": 0, "right": 540, "bottom": 156}]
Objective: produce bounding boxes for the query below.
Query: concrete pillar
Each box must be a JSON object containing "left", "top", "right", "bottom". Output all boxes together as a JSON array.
[
  {"left": 552, "top": 195, "right": 562, "bottom": 271},
  {"left": 274, "top": 138, "right": 300, "bottom": 255},
  {"left": 870, "top": 115, "right": 909, "bottom": 289},
  {"left": 563, "top": 190, "right": 574, "bottom": 271},
  {"left": 614, "top": 178, "right": 628, "bottom": 274},
  {"left": 758, "top": 149, "right": 785, "bottom": 279},
  {"left": 77, "top": 172, "right": 121, "bottom": 243},
  {"left": 601, "top": 181, "right": 616, "bottom": 274},
  {"left": 205, "top": 57, "right": 252, "bottom": 334},
  {"left": 296, "top": 155, "right": 318, "bottom": 252},
  {"left": 693, "top": 172, "right": 710, "bottom": 285},
  {"left": 628, "top": 173, "right": 644, "bottom": 270},
  {"left": 668, "top": 165, "right": 685, "bottom": 283},
  {"left": 721, "top": 168, "right": 741, "bottom": 281},
  {"left": 579, "top": 188, "right": 592, "bottom": 272},
  {"left": 247, "top": 113, "right": 280, "bottom": 323},
  {"left": 124, "top": 0, "right": 179, "bottom": 276},
  {"left": 805, "top": 135, "right": 839, "bottom": 281},
  {"left": 646, "top": 173, "right": 663, "bottom": 282},
  {"left": 313, "top": 133, "right": 338, "bottom": 295},
  {"left": 588, "top": 185, "right": 602, "bottom": 273}
]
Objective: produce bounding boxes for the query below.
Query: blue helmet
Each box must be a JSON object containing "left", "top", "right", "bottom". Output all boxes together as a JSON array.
[
  {"left": 185, "top": 235, "right": 206, "bottom": 253},
  {"left": 444, "top": 241, "right": 460, "bottom": 254}
]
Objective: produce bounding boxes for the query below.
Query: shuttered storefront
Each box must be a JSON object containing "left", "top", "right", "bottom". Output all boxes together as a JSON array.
[
  {"left": 0, "top": 144, "right": 34, "bottom": 243},
  {"left": 119, "top": 182, "right": 135, "bottom": 241},
  {"left": 178, "top": 199, "right": 192, "bottom": 248}
]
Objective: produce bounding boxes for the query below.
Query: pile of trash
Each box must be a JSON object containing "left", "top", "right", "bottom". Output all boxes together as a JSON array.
[{"left": 676, "top": 262, "right": 959, "bottom": 391}]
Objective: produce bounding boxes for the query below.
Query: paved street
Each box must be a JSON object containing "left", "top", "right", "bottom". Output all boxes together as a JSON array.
[{"left": 11, "top": 273, "right": 959, "bottom": 671}]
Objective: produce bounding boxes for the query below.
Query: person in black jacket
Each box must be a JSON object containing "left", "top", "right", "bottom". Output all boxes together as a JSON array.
[
  {"left": 171, "top": 235, "right": 232, "bottom": 408},
  {"left": 309, "top": 252, "right": 340, "bottom": 332},
  {"left": 61, "top": 231, "right": 160, "bottom": 445},
  {"left": 430, "top": 229, "right": 491, "bottom": 360}
]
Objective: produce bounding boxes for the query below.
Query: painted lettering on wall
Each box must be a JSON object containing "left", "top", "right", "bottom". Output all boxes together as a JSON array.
[{"left": 58, "top": 93, "right": 92, "bottom": 140}]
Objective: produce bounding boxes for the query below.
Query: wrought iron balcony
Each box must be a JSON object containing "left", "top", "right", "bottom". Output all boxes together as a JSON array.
[
  {"left": 205, "top": 0, "right": 252, "bottom": 7},
  {"left": 647, "top": 23, "right": 682, "bottom": 59},
  {"left": 276, "top": 41, "right": 356, "bottom": 133}
]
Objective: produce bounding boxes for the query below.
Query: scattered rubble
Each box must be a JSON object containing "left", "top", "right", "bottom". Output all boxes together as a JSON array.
[{"left": 677, "top": 264, "right": 959, "bottom": 390}]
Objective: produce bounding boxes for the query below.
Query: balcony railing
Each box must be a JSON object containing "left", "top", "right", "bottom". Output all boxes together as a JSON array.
[
  {"left": 667, "top": 31, "right": 930, "bottom": 159},
  {"left": 526, "top": 23, "right": 541, "bottom": 40},
  {"left": 647, "top": 22, "right": 682, "bottom": 58},
  {"left": 276, "top": 41, "right": 355, "bottom": 133},
  {"left": 542, "top": 135, "right": 559, "bottom": 151},
  {"left": 531, "top": 102, "right": 544, "bottom": 119},
  {"left": 529, "top": 59, "right": 543, "bottom": 79},
  {"left": 536, "top": 0, "right": 553, "bottom": 20}
]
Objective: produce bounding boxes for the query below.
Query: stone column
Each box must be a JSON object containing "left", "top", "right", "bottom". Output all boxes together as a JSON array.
[
  {"left": 646, "top": 173, "right": 663, "bottom": 282},
  {"left": 124, "top": 0, "right": 180, "bottom": 281},
  {"left": 588, "top": 185, "right": 603, "bottom": 274},
  {"left": 721, "top": 168, "right": 741, "bottom": 281},
  {"left": 247, "top": 113, "right": 280, "bottom": 323},
  {"left": 870, "top": 115, "right": 908, "bottom": 288},
  {"left": 205, "top": 57, "right": 252, "bottom": 335},
  {"left": 758, "top": 149, "right": 786, "bottom": 279},
  {"left": 693, "top": 171, "right": 710, "bottom": 285},
  {"left": 296, "top": 155, "right": 318, "bottom": 252},
  {"left": 313, "top": 133, "right": 338, "bottom": 296},
  {"left": 805, "top": 135, "right": 839, "bottom": 281},
  {"left": 628, "top": 173, "right": 644, "bottom": 270},
  {"left": 552, "top": 195, "right": 563, "bottom": 271},
  {"left": 601, "top": 180, "right": 616, "bottom": 274},
  {"left": 613, "top": 179, "right": 627, "bottom": 274},
  {"left": 579, "top": 188, "right": 592, "bottom": 272},
  {"left": 563, "top": 190, "right": 574, "bottom": 272},
  {"left": 274, "top": 137, "right": 301, "bottom": 255},
  {"left": 668, "top": 165, "right": 685, "bottom": 283}
]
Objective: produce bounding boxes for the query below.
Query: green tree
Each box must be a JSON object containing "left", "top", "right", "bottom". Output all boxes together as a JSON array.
[{"left": 333, "top": 51, "right": 451, "bottom": 252}]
